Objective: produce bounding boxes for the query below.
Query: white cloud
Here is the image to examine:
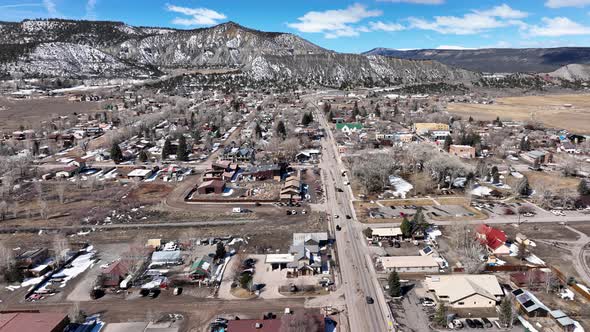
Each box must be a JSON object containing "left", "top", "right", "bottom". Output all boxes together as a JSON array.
[
  {"left": 287, "top": 3, "right": 382, "bottom": 38},
  {"left": 378, "top": 0, "right": 444, "bottom": 4},
  {"left": 85, "top": 0, "right": 97, "bottom": 19},
  {"left": 166, "top": 4, "right": 227, "bottom": 26},
  {"left": 369, "top": 21, "right": 405, "bottom": 32},
  {"left": 43, "top": 0, "right": 58, "bottom": 17},
  {"left": 436, "top": 45, "right": 474, "bottom": 50},
  {"left": 408, "top": 4, "right": 527, "bottom": 35},
  {"left": 0, "top": 3, "right": 43, "bottom": 9},
  {"left": 527, "top": 17, "right": 590, "bottom": 36},
  {"left": 545, "top": 0, "right": 590, "bottom": 8},
  {"left": 474, "top": 4, "right": 528, "bottom": 19}
]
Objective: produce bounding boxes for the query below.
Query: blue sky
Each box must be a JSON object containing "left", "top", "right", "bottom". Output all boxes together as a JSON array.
[{"left": 1, "top": 0, "right": 590, "bottom": 53}]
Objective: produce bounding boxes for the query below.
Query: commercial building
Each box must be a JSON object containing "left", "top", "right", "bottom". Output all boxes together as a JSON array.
[
  {"left": 425, "top": 275, "right": 504, "bottom": 308},
  {"left": 378, "top": 256, "right": 439, "bottom": 273}
]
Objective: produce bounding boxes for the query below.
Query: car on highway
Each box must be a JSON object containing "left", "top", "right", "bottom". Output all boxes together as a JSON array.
[
  {"left": 345, "top": 215, "right": 352, "bottom": 219},
  {"left": 333, "top": 214, "right": 340, "bottom": 219},
  {"left": 336, "top": 225, "right": 341, "bottom": 231},
  {"left": 365, "top": 296, "right": 374, "bottom": 304},
  {"left": 336, "top": 187, "right": 344, "bottom": 192}
]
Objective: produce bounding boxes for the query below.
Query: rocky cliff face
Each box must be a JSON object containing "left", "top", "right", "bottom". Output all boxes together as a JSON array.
[{"left": 0, "top": 19, "right": 478, "bottom": 86}]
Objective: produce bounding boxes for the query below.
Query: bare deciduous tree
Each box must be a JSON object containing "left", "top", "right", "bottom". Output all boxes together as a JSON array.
[
  {"left": 52, "top": 234, "right": 70, "bottom": 265},
  {"left": 55, "top": 182, "right": 67, "bottom": 204}
]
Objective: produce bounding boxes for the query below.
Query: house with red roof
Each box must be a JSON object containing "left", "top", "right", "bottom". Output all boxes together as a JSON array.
[{"left": 475, "top": 224, "right": 510, "bottom": 256}]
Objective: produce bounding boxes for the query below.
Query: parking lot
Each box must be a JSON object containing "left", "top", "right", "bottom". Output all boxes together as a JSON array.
[{"left": 388, "top": 280, "right": 521, "bottom": 332}]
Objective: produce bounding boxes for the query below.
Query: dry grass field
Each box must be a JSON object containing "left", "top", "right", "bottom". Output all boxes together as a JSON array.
[
  {"left": 448, "top": 94, "right": 590, "bottom": 134},
  {"left": 0, "top": 96, "right": 105, "bottom": 132}
]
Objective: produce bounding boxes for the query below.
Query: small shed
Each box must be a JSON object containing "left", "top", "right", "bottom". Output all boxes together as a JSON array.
[{"left": 197, "top": 180, "right": 226, "bottom": 194}]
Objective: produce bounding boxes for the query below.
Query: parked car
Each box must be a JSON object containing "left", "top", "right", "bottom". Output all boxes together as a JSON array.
[
  {"left": 449, "top": 320, "right": 464, "bottom": 330},
  {"left": 473, "top": 319, "right": 484, "bottom": 328},
  {"left": 481, "top": 318, "right": 493, "bottom": 328},
  {"left": 465, "top": 319, "right": 476, "bottom": 328}
]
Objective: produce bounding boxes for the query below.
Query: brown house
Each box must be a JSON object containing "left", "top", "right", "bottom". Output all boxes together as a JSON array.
[
  {"left": 0, "top": 312, "right": 69, "bottom": 332},
  {"left": 197, "top": 180, "right": 226, "bottom": 194},
  {"left": 449, "top": 145, "right": 476, "bottom": 159},
  {"left": 16, "top": 248, "right": 49, "bottom": 269},
  {"left": 100, "top": 260, "right": 129, "bottom": 287}
]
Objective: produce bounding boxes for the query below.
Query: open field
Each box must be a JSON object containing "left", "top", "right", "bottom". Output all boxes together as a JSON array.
[
  {"left": 0, "top": 96, "right": 105, "bottom": 132},
  {"left": 448, "top": 94, "right": 590, "bottom": 134}
]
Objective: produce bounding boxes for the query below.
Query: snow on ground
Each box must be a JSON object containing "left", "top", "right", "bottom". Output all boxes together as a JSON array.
[
  {"left": 471, "top": 185, "right": 492, "bottom": 197},
  {"left": 387, "top": 176, "right": 413, "bottom": 198}
]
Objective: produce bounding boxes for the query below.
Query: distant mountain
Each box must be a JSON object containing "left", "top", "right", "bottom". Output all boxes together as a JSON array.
[
  {"left": 0, "top": 19, "right": 477, "bottom": 86},
  {"left": 363, "top": 47, "right": 590, "bottom": 73}
]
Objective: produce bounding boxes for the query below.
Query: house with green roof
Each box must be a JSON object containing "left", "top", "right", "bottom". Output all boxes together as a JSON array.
[{"left": 335, "top": 123, "right": 363, "bottom": 134}]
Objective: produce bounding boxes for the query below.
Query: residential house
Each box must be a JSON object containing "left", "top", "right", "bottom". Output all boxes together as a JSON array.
[
  {"left": 190, "top": 255, "right": 213, "bottom": 280},
  {"left": 0, "top": 312, "right": 70, "bottom": 332},
  {"left": 430, "top": 130, "right": 451, "bottom": 141},
  {"left": 449, "top": 145, "right": 476, "bottom": 159},
  {"left": 127, "top": 168, "right": 153, "bottom": 181},
  {"left": 242, "top": 164, "right": 282, "bottom": 181},
  {"left": 100, "top": 260, "right": 129, "bottom": 288},
  {"left": 509, "top": 269, "right": 550, "bottom": 289},
  {"left": 425, "top": 275, "right": 504, "bottom": 308},
  {"left": 475, "top": 224, "right": 510, "bottom": 256},
  {"left": 15, "top": 248, "right": 49, "bottom": 269},
  {"left": 221, "top": 146, "right": 255, "bottom": 163},
  {"left": 559, "top": 141, "right": 578, "bottom": 154},
  {"left": 197, "top": 180, "right": 226, "bottom": 195},
  {"left": 379, "top": 256, "right": 440, "bottom": 273},
  {"left": 512, "top": 288, "right": 549, "bottom": 317},
  {"left": 335, "top": 123, "right": 363, "bottom": 134},
  {"left": 55, "top": 165, "right": 80, "bottom": 178},
  {"left": 280, "top": 176, "right": 302, "bottom": 201}
]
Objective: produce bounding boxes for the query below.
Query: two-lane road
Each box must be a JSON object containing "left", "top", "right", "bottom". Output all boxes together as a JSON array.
[{"left": 313, "top": 98, "right": 393, "bottom": 332}]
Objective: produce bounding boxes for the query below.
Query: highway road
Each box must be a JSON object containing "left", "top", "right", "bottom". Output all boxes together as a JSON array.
[{"left": 312, "top": 99, "right": 394, "bottom": 332}]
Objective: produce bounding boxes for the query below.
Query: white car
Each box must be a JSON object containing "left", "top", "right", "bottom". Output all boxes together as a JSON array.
[{"left": 334, "top": 214, "right": 340, "bottom": 219}]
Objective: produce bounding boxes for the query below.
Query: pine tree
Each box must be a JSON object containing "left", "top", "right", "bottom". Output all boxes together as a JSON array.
[
  {"left": 162, "top": 138, "right": 172, "bottom": 160},
  {"left": 434, "top": 302, "right": 447, "bottom": 327},
  {"left": 110, "top": 142, "right": 123, "bottom": 163},
  {"left": 254, "top": 122, "right": 263, "bottom": 139},
  {"left": 520, "top": 136, "right": 530, "bottom": 151},
  {"left": 215, "top": 242, "right": 226, "bottom": 260},
  {"left": 400, "top": 216, "right": 413, "bottom": 238},
  {"left": 412, "top": 208, "right": 429, "bottom": 235},
  {"left": 276, "top": 120, "right": 286, "bottom": 139},
  {"left": 374, "top": 105, "right": 381, "bottom": 118},
  {"left": 302, "top": 112, "right": 313, "bottom": 126},
  {"left": 352, "top": 101, "right": 359, "bottom": 118},
  {"left": 515, "top": 176, "right": 530, "bottom": 196},
  {"left": 443, "top": 135, "right": 453, "bottom": 152},
  {"left": 499, "top": 297, "right": 513, "bottom": 328},
  {"left": 138, "top": 150, "right": 148, "bottom": 162},
  {"left": 388, "top": 271, "right": 401, "bottom": 297},
  {"left": 578, "top": 180, "right": 590, "bottom": 196},
  {"left": 328, "top": 110, "right": 334, "bottom": 122},
  {"left": 176, "top": 135, "right": 189, "bottom": 161}
]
